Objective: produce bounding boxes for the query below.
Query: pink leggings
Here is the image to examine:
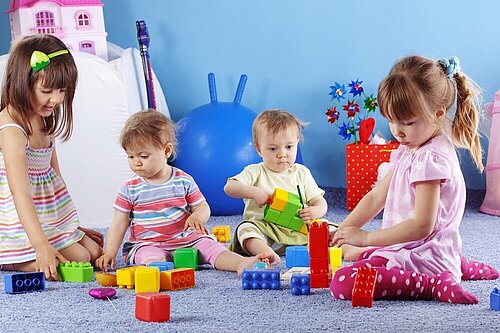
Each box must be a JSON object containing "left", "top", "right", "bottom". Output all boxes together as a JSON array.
[
  {"left": 134, "top": 238, "right": 228, "bottom": 267},
  {"left": 329, "top": 247, "right": 497, "bottom": 305}
]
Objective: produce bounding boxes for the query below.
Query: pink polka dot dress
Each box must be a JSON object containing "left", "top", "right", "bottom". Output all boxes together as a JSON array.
[{"left": 369, "top": 134, "right": 464, "bottom": 282}]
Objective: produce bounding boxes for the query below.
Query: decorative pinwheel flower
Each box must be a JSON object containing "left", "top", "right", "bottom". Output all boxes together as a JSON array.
[
  {"left": 343, "top": 100, "right": 360, "bottom": 118},
  {"left": 329, "top": 82, "right": 346, "bottom": 102},
  {"left": 325, "top": 78, "right": 378, "bottom": 143},
  {"left": 364, "top": 94, "right": 378, "bottom": 113},
  {"left": 348, "top": 79, "right": 364, "bottom": 97},
  {"left": 325, "top": 106, "right": 340, "bottom": 123}
]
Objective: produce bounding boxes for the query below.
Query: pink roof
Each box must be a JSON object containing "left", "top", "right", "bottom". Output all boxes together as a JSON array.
[{"left": 8, "top": 0, "right": 104, "bottom": 13}]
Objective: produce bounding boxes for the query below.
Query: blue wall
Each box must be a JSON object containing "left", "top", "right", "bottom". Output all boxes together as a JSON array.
[{"left": 2, "top": 0, "right": 499, "bottom": 189}]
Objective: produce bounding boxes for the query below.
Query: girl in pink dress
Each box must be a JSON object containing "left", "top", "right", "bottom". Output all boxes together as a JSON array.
[{"left": 330, "top": 55, "right": 498, "bottom": 304}]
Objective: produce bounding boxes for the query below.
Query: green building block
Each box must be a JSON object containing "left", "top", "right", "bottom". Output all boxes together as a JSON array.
[
  {"left": 173, "top": 248, "right": 199, "bottom": 270},
  {"left": 288, "top": 216, "right": 305, "bottom": 232},
  {"left": 264, "top": 205, "right": 281, "bottom": 223},
  {"left": 57, "top": 261, "right": 94, "bottom": 282},
  {"left": 276, "top": 209, "right": 293, "bottom": 227}
]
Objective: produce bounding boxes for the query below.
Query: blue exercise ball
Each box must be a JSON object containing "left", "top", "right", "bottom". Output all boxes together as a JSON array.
[
  {"left": 173, "top": 73, "right": 260, "bottom": 215},
  {"left": 173, "top": 73, "right": 304, "bottom": 215}
]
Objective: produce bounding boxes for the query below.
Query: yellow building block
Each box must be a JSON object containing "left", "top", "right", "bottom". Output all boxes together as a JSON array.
[
  {"left": 269, "top": 188, "right": 288, "bottom": 211},
  {"left": 212, "top": 225, "right": 231, "bottom": 243},
  {"left": 329, "top": 246, "right": 342, "bottom": 268},
  {"left": 117, "top": 266, "right": 138, "bottom": 289},
  {"left": 135, "top": 266, "right": 160, "bottom": 293}
]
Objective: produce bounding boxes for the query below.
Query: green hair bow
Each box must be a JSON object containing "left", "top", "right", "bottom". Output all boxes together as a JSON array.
[{"left": 30, "top": 49, "right": 69, "bottom": 72}]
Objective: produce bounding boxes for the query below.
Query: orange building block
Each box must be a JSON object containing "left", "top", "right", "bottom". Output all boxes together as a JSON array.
[{"left": 160, "top": 268, "right": 195, "bottom": 291}]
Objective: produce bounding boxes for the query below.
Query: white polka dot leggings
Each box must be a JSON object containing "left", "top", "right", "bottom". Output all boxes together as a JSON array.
[{"left": 329, "top": 256, "right": 479, "bottom": 304}]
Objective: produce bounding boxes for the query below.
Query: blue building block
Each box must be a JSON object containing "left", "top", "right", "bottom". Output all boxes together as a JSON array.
[
  {"left": 147, "top": 262, "right": 174, "bottom": 272},
  {"left": 285, "top": 246, "right": 310, "bottom": 268},
  {"left": 290, "top": 274, "right": 310, "bottom": 295},
  {"left": 4, "top": 272, "right": 45, "bottom": 294},
  {"left": 242, "top": 269, "right": 280, "bottom": 290},
  {"left": 491, "top": 287, "right": 500, "bottom": 311}
]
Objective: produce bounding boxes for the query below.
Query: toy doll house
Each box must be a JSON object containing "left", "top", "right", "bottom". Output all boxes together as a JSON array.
[{"left": 7, "top": 0, "right": 108, "bottom": 60}]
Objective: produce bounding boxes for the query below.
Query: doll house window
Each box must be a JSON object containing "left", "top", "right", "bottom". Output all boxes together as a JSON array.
[
  {"left": 35, "top": 11, "right": 56, "bottom": 34},
  {"left": 79, "top": 41, "right": 95, "bottom": 55},
  {"left": 75, "top": 11, "right": 92, "bottom": 30}
]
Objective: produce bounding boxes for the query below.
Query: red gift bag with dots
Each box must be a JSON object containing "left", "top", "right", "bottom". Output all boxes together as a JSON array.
[{"left": 345, "top": 142, "right": 400, "bottom": 210}]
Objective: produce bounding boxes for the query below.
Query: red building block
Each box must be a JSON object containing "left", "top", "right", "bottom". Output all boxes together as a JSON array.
[
  {"left": 352, "top": 266, "right": 377, "bottom": 307},
  {"left": 135, "top": 292, "right": 170, "bottom": 322},
  {"left": 308, "top": 221, "right": 331, "bottom": 288}
]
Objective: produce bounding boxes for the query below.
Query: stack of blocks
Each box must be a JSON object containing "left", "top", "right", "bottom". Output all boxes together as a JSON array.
[
  {"left": 308, "top": 221, "right": 331, "bottom": 288},
  {"left": 4, "top": 272, "right": 45, "bottom": 294},
  {"left": 116, "top": 266, "right": 195, "bottom": 292},
  {"left": 263, "top": 188, "right": 308, "bottom": 234},
  {"left": 211, "top": 225, "right": 231, "bottom": 243},
  {"left": 57, "top": 262, "right": 93, "bottom": 282},
  {"left": 352, "top": 266, "right": 378, "bottom": 307}
]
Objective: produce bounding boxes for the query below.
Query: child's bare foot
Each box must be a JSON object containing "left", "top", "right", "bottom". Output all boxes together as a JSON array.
[{"left": 341, "top": 244, "right": 365, "bottom": 262}]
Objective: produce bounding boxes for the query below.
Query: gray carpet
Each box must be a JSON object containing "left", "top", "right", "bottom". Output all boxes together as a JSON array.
[{"left": 1, "top": 188, "right": 500, "bottom": 332}]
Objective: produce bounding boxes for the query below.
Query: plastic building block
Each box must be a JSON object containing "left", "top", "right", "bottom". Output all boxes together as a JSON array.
[
  {"left": 117, "top": 266, "right": 138, "bottom": 289},
  {"left": 281, "top": 267, "right": 310, "bottom": 281},
  {"left": 135, "top": 267, "right": 160, "bottom": 293},
  {"left": 329, "top": 246, "right": 342, "bottom": 272},
  {"left": 212, "top": 225, "right": 231, "bottom": 243},
  {"left": 95, "top": 272, "right": 117, "bottom": 287},
  {"left": 309, "top": 221, "right": 331, "bottom": 288},
  {"left": 291, "top": 274, "right": 310, "bottom": 295},
  {"left": 263, "top": 188, "right": 308, "bottom": 234},
  {"left": 242, "top": 269, "right": 280, "bottom": 290},
  {"left": 160, "top": 268, "right": 195, "bottom": 291},
  {"left": 491, "top": 288, "right": 500, "bottom": 311},
  {"left": 4, "top": 272, "right": 45, "bottom": 294},
  {"left": 285, "top": 246, "right": 310, "bottom": 268},
  {"left": 147, "top": 262, "right": 174, "bottom": 272},
  {"left": 269, "top": 188, "right": 288, "bottom": 211},
  {"left": 173, "top": 248, "right": 199, "bottom": 270},
  {"left": 135, "top": 292, "right": 170, "bottom": 322},
  {"left": 57, "top": 261, "right": 93, "bottom": 282},
  {"left": 352, "top": 266, "right": 378, "bottom": 307}
]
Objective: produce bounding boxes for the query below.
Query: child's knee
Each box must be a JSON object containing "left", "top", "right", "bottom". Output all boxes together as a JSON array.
[
  {"left": 69, "top": 249, "right": 91, "bottom": 263},
  {"left": 134, "top": 246, "right": 166, "bottom": 265},
  {"left": 329, "top": 266, "right": 355, "bottom": 300}
]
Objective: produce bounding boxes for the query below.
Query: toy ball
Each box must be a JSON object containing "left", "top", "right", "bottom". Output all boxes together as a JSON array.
[
  {"left": 89, "top": 287, "right": 117, "bottom": 300},
  {"left": 173, "top": 73, "right": 261, "bottom": 215}
]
